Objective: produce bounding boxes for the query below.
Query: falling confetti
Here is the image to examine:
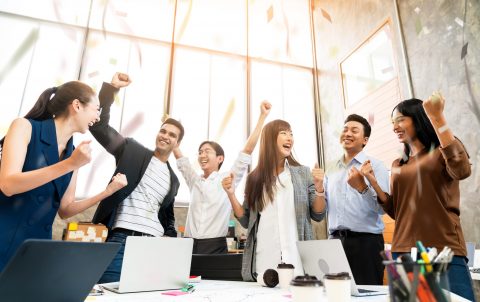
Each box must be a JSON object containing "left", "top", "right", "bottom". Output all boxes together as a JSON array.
[
  {"left": 454, "top": 17, "right": 464, "bottom": 27},
  {"left": 215, "top": 98, "right": 235, "bottom": 141},
  {"left": 414, "top": 7, "right": 421, "bottom": 14},
  {"left": 267, "top": 5, "right": 274, "bottom": 23},
  {"left": 109, "top": 58, "right": 118, "bottom": 65},
  {"left": 415, "top": 18, "right": 423, "bottom": 35},
  {"left": 115, "top": 10, "right": 128, "bottom": 17},
  {"left": 321, "top": 8, "right": 332, "bottom": 23},
  {"left": 0, "top": 28, "right": 39, "bottom": 85},
  {"left": 88, "top": 70, "right": 100, "bottom": 78},
  {"left": 329, "top": 46, "right": 339, "bottom": 58},
  {"left": 368, "top": 112, "right": 375, "bottom": 126},
  {"left": 461, "top": 42, "right": 468, "bottom": 60}
]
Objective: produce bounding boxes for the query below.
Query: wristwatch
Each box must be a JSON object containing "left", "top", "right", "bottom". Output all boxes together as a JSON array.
[{"left": 359, "top": 186, "right": 369, "bottom": 195}]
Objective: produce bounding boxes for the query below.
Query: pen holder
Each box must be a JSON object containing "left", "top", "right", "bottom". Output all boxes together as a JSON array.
[{"left": 383, "top": 261, "right": 451, "bottom": 302}]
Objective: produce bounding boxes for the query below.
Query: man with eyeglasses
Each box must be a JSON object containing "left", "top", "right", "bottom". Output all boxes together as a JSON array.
[
  {"left": 173, "top": 101, "right": 271, "bottom": 254},
  {"left": 90, "top": 72, "right": 185, "bottom": 283}
]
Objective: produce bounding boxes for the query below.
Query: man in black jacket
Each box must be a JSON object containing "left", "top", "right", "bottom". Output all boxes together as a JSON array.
[{"left": 91, "top": 72, "right": 184, "bottom": 283}]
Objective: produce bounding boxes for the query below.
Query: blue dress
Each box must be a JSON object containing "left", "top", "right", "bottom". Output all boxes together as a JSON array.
[{"left": 0, "top": 119, "right": 73, "bottom": 271}]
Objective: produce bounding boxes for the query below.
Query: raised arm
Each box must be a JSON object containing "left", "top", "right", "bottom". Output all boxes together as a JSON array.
[
  {"left": 0, "top": 119, "right": 91, "bottom": 196},
  {"left": 221, "top": 173, "right": 245, "bottom": 219},
  {"left": 423, "top": 92, "right": 471, "bottom": 180},
  {"left": 242, "top": 101, "right": 271, "bottom": 154},
  {"left": 174, "top": 146, "right": 200, "bottom": 189},
  {"left": 58, "top": 172, "right": 128, "bottom": 219},
  {"left": 89, "top": 72, "right": 132, "bottom": 156}
]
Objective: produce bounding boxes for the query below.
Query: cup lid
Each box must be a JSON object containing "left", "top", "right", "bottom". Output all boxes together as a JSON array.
[
  {"left": 277, "top": 262, "right": 295, "bottom": 269},
  {"left": 323, "top": 272, "right": 351, "bottom": 280},
  {"left": 290, "top": 274, "right": 323, "bottom": 287}
]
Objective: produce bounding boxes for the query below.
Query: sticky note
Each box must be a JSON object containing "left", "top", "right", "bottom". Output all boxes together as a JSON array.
[
  {"left": 68, "top": 222, "right": 78, "bottom": 231},
  {"left": 162, "top": 291, "right": 188, "bottom": 296}
]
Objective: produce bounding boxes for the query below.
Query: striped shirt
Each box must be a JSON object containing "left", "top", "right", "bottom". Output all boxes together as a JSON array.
[{"left": 113, "top": 156, "right": 171, "bottom": 236}]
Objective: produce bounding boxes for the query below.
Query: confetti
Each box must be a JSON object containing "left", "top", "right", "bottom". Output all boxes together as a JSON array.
[
  {"left": 454, "top": 17, "right": 464, "bottom": 27},
  {"left": 461, "top": 42, "right": 468, "bottom": 60},
  {"left": 215, "top": 98, "right": 235, "bottom": 141},
  {"left": 109, "top": 58, "right": 118, "bottom": 65},
  {"left": 414, "top": 7, "right": 421, "bottom": 14},
  {"left": 88, "top": 71, "right": 99, "bottom": 78},
  {"left": 115, "top": 10, "right": 127, "bottom": 17},
  {"left": 415, "top": 18, "right": 423, "bottom": 35},
  {"left": 368, "top": 112, "right": 375, "bottom": 126},
  {"left": 267, "top": 5, "right": 274, "bottom": 23},
  {"left": 0, "top": 28, "right": 39, "bottom": 85},
  {"left": 422, "top": 26, "right": 431, "bottom": 35},
  {"left": 321, "top": 8, "right": 332, "bottom": 23},
  {"left": 329, "top": 46, "right": 339, "bottom": 58}
]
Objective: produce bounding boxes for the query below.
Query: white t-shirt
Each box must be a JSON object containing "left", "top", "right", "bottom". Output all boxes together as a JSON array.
[
  {"left": 255, "top": 163, "right": 304, "bottom": 278},
  {"left": 113, "top": 156, "right": 170, "bottom": 236}
]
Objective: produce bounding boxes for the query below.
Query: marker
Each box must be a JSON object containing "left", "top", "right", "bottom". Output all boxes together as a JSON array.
[{"left": 416, "top": 241, "right": 432, "bottom": 272}]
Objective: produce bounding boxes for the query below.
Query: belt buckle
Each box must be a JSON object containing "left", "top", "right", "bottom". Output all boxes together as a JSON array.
[{"left": 338, "top": 229, "right": 348, "bottom": 237}]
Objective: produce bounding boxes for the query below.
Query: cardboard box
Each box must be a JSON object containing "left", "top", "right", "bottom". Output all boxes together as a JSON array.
[{"left": 63, "top": 222, "right": 108, "bottom": 242}]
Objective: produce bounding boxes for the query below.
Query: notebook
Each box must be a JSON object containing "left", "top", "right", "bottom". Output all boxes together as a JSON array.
[
  {"left": 0, "top": 239, "right": 120, "bottom": 302},
  {"left": 297, "top": 239, "right": 388, "bottom": 296},
  {"left": 101, "top": 236, "right": 193, "bottom": 293}
]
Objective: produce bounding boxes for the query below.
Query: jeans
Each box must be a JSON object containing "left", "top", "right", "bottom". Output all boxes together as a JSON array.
[
  {"left": 98, "top": 232, "right": 127, "bottom": 284},
  {"left": 392, "top": 252, "right": 475, "bottom": 301}
]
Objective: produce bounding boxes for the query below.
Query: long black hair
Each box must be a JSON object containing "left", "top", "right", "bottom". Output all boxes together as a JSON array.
[
  {"left": 392, "top": 98, "right": 440, "bottom": 164},
  {"left": 0, "top": 81, "right": 95, "bottom": 150}
]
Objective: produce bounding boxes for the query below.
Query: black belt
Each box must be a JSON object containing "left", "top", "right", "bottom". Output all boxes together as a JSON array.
[
  {"left": 331, "top": 229, "right": 381, "bottom": 238},
  {"left": 113, "top": 228, "right": 154, "bottom": 237}
]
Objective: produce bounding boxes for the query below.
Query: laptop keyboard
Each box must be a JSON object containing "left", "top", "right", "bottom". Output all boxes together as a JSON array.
[{"left": 358, "top": 288, "right": 376, "bottom": 293}]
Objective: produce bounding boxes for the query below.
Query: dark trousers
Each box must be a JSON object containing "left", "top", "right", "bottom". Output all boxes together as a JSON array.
[
  {"left": 331, "top": 230, "right": 384, "bottom": 285},
  {"left": 192, "top": 237, "right": 228, "bottom": 254}
]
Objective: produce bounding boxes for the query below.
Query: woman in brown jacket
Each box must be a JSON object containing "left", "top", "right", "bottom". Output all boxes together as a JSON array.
[{"left": 360, "top": 94, "right": 474, "bottom": 301}]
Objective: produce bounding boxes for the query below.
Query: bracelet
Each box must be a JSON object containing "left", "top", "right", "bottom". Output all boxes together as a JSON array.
[
  {"left": 315, "top": 190, "right": 325, "bottom": 197},
  {"left": 438, "top": 124, "right": 449, "bottom": 134}
]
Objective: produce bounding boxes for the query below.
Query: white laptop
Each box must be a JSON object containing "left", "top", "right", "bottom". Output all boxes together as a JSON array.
[
  {"left": 101, "top": 237, "right": 193, "bottom": 293},
  {"left": 297, "top": 239, "right": 388, "bottom": 297}
]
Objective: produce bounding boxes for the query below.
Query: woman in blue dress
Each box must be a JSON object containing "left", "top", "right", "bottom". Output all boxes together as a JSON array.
[{"left": 0, "top": 77, "right": 128, "bottom": 272}]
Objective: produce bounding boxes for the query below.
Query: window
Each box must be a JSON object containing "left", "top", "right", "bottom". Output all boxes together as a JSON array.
[{"left": 0, "top": 1, "right": 321, "bottom": 204}]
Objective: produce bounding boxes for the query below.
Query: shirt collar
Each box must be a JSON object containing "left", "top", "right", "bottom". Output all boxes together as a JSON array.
[{"left": 337, "top": 150, "right": 367, "bottom": 168}]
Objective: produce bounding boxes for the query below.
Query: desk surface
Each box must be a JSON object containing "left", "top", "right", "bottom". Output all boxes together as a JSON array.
[{"left": 86, "top": 280, "right": 471, "bottom": 302}]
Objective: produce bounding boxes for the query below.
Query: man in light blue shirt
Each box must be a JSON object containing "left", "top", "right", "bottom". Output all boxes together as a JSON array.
[{"left": 321, "top": 114, "right": 389, "bottom": 285}]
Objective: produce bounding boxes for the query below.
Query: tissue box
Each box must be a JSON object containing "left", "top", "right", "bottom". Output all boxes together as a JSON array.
[{"left": 63, "top": 222, "right": 108, "bottom": 242}]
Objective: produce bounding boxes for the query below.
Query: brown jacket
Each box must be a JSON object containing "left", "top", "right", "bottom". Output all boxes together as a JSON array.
[{"left": 381, "top": 139, "right": 471, "bottom": 256}]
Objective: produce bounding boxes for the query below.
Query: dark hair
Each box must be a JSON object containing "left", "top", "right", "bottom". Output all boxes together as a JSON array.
[
  {"left": 245, "top": 119, "right": 300, "bottom": 212},
  {"left": 161, "top": 118, "right": 184, "bottom": 142},
  {"left": 0, "top": 81, "right": 95, "bottom": 149},
  {"left": 392, "top": 98, "right": 440, "bottom": 164},
  {"left": 198, "top": 141, "right": 225, "bottom": 169},
  {"left": 344, "top": 114, "right": 371, "bottom": 138}
]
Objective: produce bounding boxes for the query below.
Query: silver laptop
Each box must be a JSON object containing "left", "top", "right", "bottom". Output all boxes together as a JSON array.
[
  {"left": 101, "top": 237, "right": 193, "bottom": 293},
  {"left": 297, "top": 239, "right": 387, "bottom": 297}
]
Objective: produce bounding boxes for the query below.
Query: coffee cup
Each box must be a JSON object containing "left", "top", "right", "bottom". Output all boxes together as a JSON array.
[
  {"left": 277, "top": 262, "right": 295, "bottom": 290},
  {"left": 290, "top": 274, "right": 323, "bottom": 302},
  {"left": 323, "top": 272, "right": 351, "bottom": 302},
  {"left": 256, "top": 269, "right": 279, "bottom": 288}
]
